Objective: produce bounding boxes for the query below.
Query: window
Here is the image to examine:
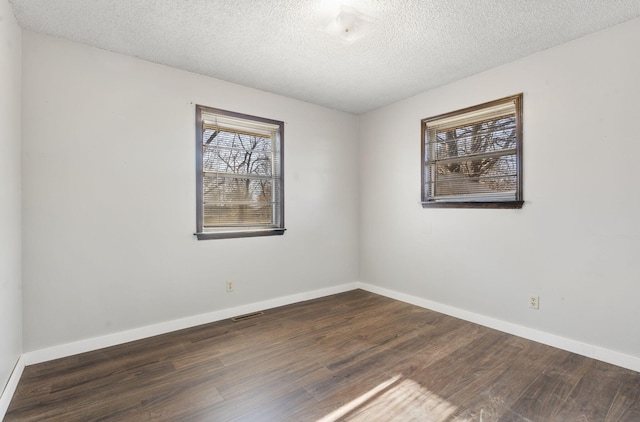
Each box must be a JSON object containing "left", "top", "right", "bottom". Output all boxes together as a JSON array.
[
  {"left": 195, "top": 105, "right": 285, "bottom": 240},
  {"left": 421, "top": 94, "right": 523, "bottom": 208}
]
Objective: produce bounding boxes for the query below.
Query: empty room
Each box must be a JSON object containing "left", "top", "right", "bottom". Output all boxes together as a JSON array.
[{"left": 2, "top": 0, "right": 640, "bottom": 420}]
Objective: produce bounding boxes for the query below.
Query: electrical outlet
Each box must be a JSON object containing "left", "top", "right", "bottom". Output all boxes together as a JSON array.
[
  {"left": 226, "top": 281, "right": 234, "bottom": 292},
  {"left": 529, "top": 295, "right": 539, "bottom": 310}
]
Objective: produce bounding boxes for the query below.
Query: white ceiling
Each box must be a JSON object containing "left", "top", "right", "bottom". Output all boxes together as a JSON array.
[{"left": 8, "top": 0, "right": 640, "bottom": 114}]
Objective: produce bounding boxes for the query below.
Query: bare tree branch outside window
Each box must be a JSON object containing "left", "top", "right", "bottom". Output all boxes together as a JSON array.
[{"left": 202, "top": 130, "right": 274, "bottom": 226}]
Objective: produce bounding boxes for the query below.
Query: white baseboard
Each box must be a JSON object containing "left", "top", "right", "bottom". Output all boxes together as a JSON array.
[
  {"left": 356, "top": 282, "right": 640, "bottom": 373},
  {"left": 20, "top": 281, "right": 640, "bottom": 374},
  {"left": 23, "top": 282, "right": 358, "bottom": 365},
  {"left": 0, "top": 355, "right": 25, "bottom": 420}
]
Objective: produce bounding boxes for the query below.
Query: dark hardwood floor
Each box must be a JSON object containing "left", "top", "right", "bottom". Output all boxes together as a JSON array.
[{"left": 5, "top": 290, "right": 640, "bottom": 421}]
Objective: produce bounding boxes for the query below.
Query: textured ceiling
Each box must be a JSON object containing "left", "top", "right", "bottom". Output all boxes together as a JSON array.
[{"left": 8, "top": 0, "right": 640, "bottom": 114}]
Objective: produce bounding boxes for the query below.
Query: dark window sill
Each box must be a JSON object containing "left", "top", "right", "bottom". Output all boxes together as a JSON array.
[
  {"left": 195, "top": 228, "right": 286, "bottom": 240},
  {"left": 421, "top": 201, "right": 524, "bottom": 209}
]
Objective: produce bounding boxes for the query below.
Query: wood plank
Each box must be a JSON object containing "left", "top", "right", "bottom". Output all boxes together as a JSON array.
[
  {"left": 554, "top": 359, "right": 637, "bottom": 421},
  {"left": 5, "top": 290, "right": 640, "bottom": 421}
]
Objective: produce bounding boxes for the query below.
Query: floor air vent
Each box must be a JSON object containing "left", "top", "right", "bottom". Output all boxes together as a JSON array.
[{"left": 231, "top": 311, "right": 264, "bottom": 322}]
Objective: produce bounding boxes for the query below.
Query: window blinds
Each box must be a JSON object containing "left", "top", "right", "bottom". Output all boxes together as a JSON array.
[
  {"left": 422, "top": 95, "right": 522, "bottom": 204},
  {"left": 197, "top": 107, "right": 284, "bottom": 232}
]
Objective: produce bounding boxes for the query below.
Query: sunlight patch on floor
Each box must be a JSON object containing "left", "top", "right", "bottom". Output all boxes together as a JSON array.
[{"left": 317, "top": 375, "right": 460, "bottom": 421}]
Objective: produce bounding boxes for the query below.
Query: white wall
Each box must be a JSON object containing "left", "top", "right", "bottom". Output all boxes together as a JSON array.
[
  {"left": 21, "top": 31, "right": 359, "bottom": 352},
  {"left": 359, "top": 17, "right": 640, "bottom": 359},
  {"left": 18, "top": 13, "right": 640, "bottom": 365},
  {"left": 0, "top": 0, "right": 22, "bottom": 390}
]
